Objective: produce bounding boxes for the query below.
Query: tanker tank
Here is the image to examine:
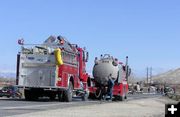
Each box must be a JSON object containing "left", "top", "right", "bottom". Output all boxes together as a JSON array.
[{"left": 92, "top": 54, "right": 119, "bottom": 85}]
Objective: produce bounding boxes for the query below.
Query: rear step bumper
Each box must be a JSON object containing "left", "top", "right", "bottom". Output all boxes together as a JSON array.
[{"left": 15, "top": 85, "right": 68, "bottom": 91}]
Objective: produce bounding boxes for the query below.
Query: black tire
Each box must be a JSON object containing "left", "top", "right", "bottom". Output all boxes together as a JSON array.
[
  {"left": 88, "top": 93, "right": 96, "bottom": 100},
  {"left": 58, "top": 91, "right": 64, "bottom": 102},
  {"left": 25, "top": 89, "right": 38, "bottom": 101},
  {"left": 24, "top": 90, "right": 31, "bottom": 101},
  {"left": 64, "top": 82, "right": 73, "bottom": 102}
]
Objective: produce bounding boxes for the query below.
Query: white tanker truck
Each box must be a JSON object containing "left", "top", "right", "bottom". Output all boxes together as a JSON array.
[
  {"left": 88, "top": 54, "right": 130, "bottom": 101},
  {"left": 93, "top": 54, "right": 119, "bottom": 85}
]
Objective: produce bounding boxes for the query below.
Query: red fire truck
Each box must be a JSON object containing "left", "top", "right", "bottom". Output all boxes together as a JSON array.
[{"left": 16, "top": 35, "right": 89, "bottom": 102}]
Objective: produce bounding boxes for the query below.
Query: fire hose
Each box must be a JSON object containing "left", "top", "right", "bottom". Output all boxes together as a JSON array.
[{"left": 95, "top": 88, "right": 102, "bottom": 98}]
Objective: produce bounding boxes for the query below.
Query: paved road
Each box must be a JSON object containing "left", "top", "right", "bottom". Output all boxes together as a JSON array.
[{"left": 0, "top": 94, "right": 162, "bottom": 117}]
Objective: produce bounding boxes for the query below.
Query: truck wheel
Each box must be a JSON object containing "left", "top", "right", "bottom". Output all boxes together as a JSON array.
[
  {"left": 25, "top": 90, "right": 38, "bottom": 101},
  {"left": 64, "top": 82, "right": 73, "bottom": 102},
  {"left": 25, "top": 90, "right": 31, "bottom": 101},
  {"left": 88, "top": 93, "right": 96, "bottom": 99},
  {"left": 58, "top": 91, "right": 64, "bottom": 102}
]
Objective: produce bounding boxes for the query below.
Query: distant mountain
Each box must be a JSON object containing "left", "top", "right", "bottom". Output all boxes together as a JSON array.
[
  {"left": 0, "top": 71, "right": 16, "bottom": 78},
  {"left": 152, "top": 68, "right": 180, "bottom": 84}
]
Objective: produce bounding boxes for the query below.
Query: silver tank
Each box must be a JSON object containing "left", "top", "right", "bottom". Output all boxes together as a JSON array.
[{"left": 93, "top": 54, "right": 119, "bottom": 85}]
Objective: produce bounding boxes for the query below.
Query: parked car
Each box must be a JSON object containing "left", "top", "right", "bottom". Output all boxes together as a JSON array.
[
  {"left": 0, "top": 85, "right": 22, "bottom": 98},
  {"left": 164, "top": 87, "right": 175, "bottom": 95}
]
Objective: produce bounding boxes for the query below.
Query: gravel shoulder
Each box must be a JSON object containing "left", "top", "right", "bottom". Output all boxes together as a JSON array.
[{"left": 8, "top": 96, "right": 178, "bottom": 117}]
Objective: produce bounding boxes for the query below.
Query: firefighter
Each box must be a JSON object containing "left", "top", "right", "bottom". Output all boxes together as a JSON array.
[{"left": 107, "top": 74, "right": 115, "bottom": 101}]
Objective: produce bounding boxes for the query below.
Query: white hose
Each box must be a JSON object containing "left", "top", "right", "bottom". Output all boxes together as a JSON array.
[{"left": 95, "top": 88, "right": 102, "bottom": 98}]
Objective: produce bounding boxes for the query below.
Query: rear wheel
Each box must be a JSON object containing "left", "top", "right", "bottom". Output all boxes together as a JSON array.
[
  {"left": 24, "top": 89, "right": 38, "bottom": 101},
  {"left": 64, "top": 82, "right": 73, "bottom": 102},
  {"left": 88, "top": 93, "right": 96, "bottom": 99},
  {"left": 58, "top": 91, "right": 65, "bottom": 102},
  {"left": 24, "top": 90, "right": 31, "bottom": 101}
]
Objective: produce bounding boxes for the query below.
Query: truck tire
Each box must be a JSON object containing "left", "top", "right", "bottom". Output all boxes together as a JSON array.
[
  {"left": 25, "top": 89, "right": 38, "bottom": 101},
  {"left": 24, "top": 90, "right": 31, "bottom": 101},
  {"left": 58, "top": 91, "right": 65, "bottom": 102},
  {"left": 64, "top": 82, "right": 73, "bottom": 102},
  {"left": 88, "top": 93, "right": 96, "bottom": 99}
]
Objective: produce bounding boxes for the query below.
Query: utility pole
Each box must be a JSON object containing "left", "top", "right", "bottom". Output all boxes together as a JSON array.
[
  {"left": 147, "top": 67, "right": 149, "bottom": 84},
  {"left": 125, "top": 56, "right": 129, "bottom": 83},
  {"left": 150, "top": 67, "right": 152, "bottom": 84}
]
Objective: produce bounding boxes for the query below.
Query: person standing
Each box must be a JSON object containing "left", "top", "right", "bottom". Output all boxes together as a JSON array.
[{"left": 107, "top": 74, "right": 115, "bottom": 101}]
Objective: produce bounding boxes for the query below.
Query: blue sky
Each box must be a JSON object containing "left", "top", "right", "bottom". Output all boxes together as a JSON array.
[{"left": 0, "top": 0, "right": 179, "bottom": 77}]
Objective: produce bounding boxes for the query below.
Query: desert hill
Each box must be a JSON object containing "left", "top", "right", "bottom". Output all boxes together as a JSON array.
[{"left": 152, "top": 68, "right": 180, "bottom": 84}]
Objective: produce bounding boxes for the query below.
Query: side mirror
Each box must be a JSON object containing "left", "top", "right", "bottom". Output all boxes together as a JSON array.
[{"left": 85, "top": 52, "right": 89, "bottom": 62}]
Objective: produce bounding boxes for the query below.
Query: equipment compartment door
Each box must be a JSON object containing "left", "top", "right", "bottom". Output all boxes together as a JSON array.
[{"left": 19, "top": 67, "right": 56, "bottom": 87}]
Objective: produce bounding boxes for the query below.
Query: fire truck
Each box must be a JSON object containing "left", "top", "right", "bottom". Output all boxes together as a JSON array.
[
  {"left": 87, "top": 55, "right": 130, "bottom": 101},
  {"left": 16, "top": 35, "right": 89, "bottom": 102}
]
